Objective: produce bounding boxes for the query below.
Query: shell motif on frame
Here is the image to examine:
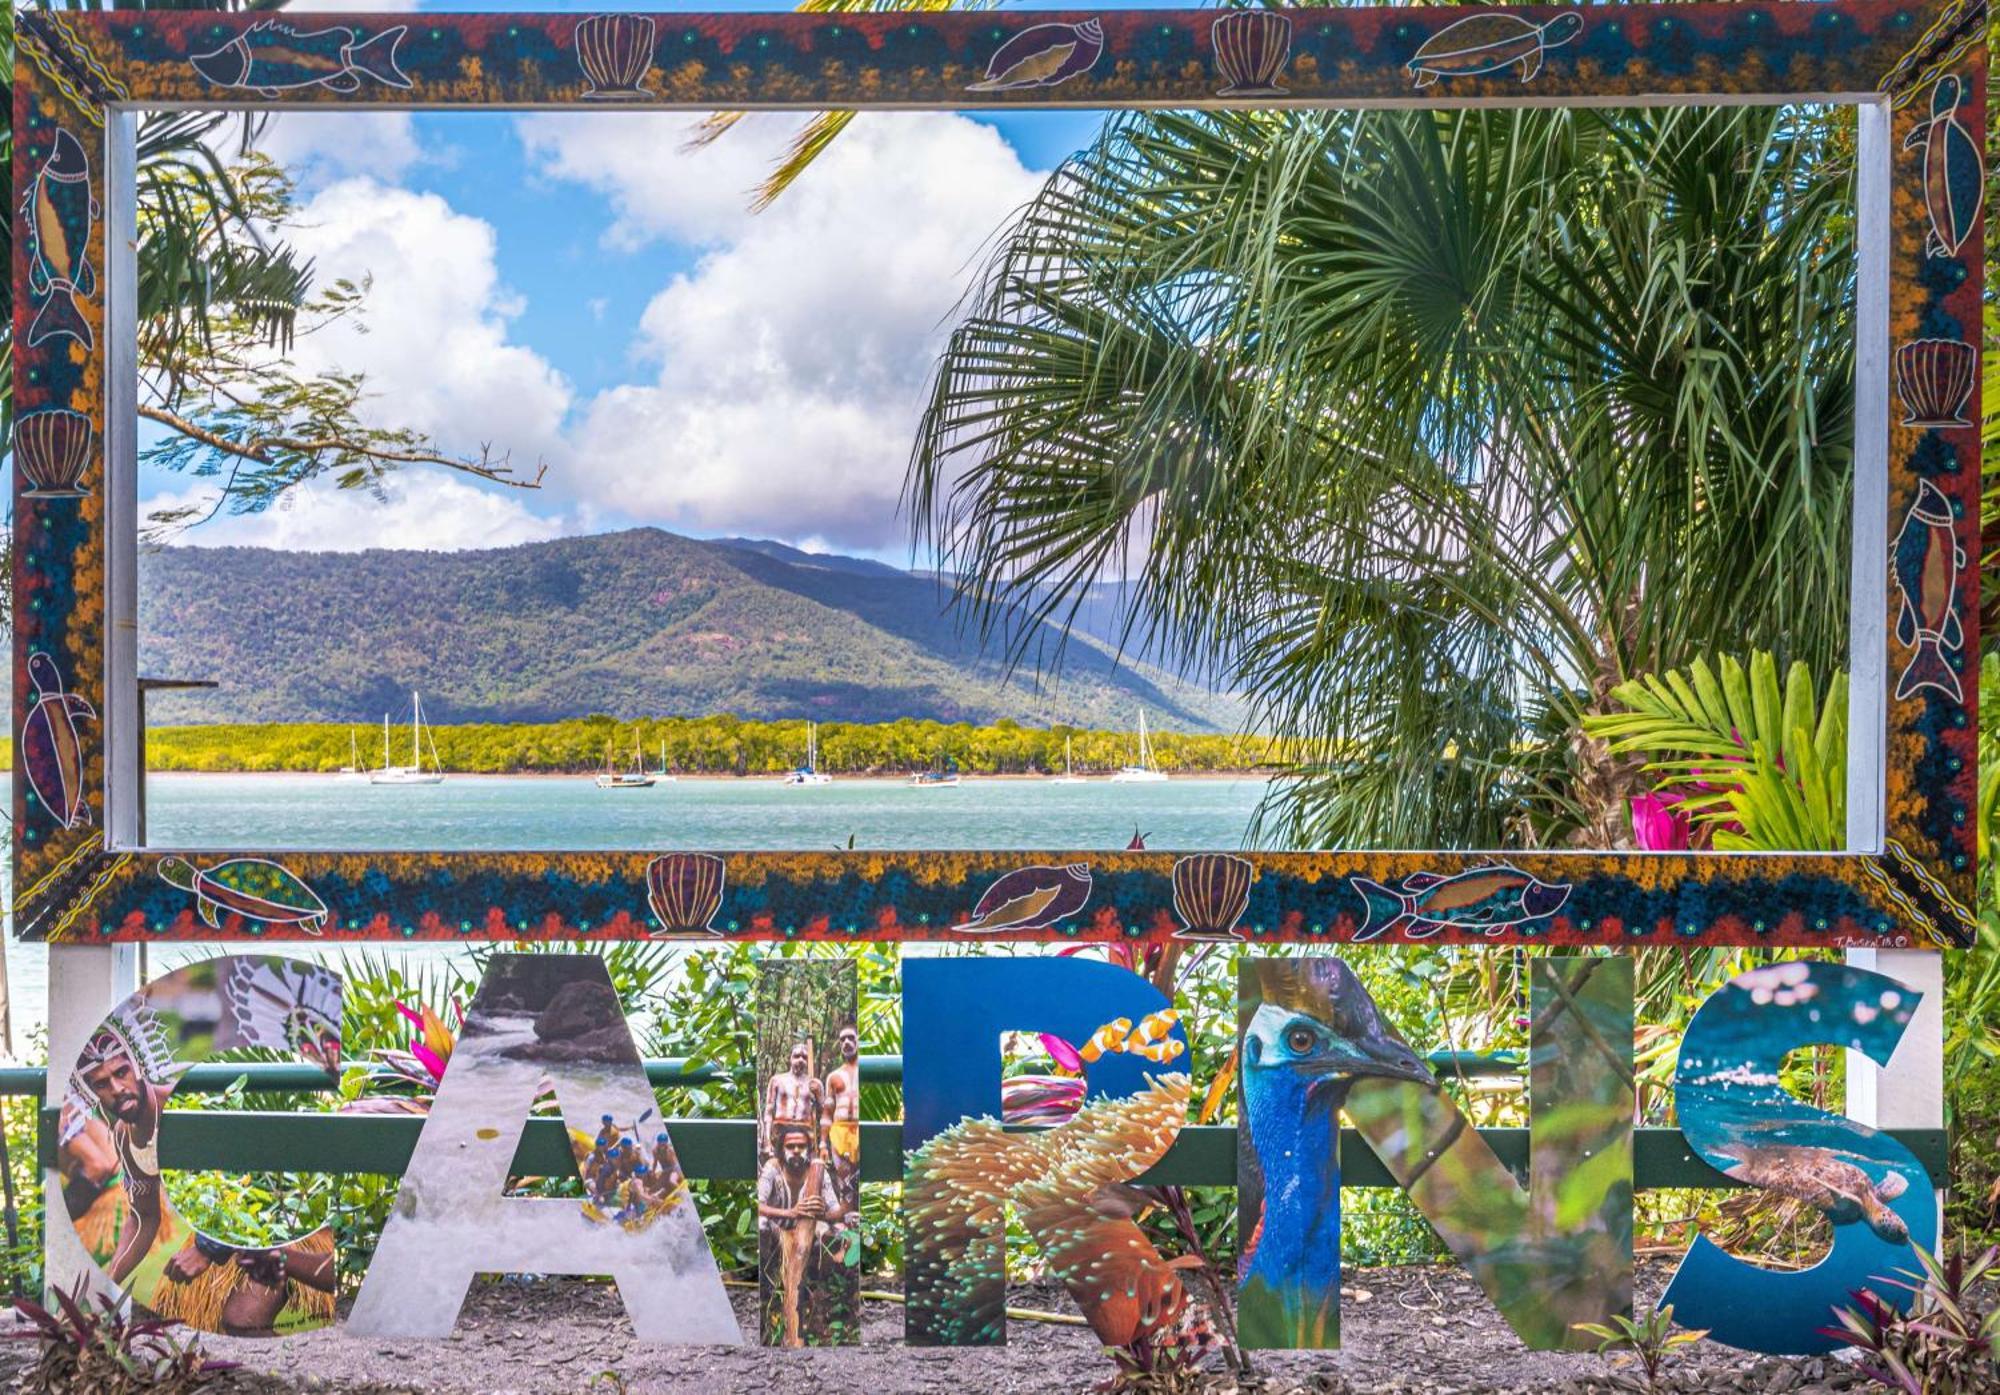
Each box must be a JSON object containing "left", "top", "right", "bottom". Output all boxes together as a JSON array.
[
  {"left": 1211, "top": 10, "right": 1293, "bottom": 97},
  {"left": 646, "top": 852, "right": 726, "bottom": 936},
  {"left": 1894, "top": 339, "right": 1976, "bottom": 428},
  {"left": 959, "top": 862, "right": 1093, "bottom": 933},
  {"left": 1171, "top": 853, "right": 1254, "bottom": 942},
  {"left": 575, "top": 13, "right": 656, "bottom": 100},
  {"left": 15, "top": 408, "right": 96, "bottom": 498}
]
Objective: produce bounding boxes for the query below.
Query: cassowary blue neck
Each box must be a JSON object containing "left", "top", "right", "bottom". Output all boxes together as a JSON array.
[{"left": 1245, "top": 1069, "right": 1342, "bottom": 1290}]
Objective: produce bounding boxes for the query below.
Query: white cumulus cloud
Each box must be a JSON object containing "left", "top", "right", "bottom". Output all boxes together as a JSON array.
[
  {"left": 142, "top": 176, "right": 576, "bottom": 550},
  {"left": 280, "top": 176, "right": 573, "bottom": 476},
  {"left": 520, "top": 112, "right": 1047, "bottom": 552},
  {"left": 254, "top": 111, "right": 424, "bottom": 189}
]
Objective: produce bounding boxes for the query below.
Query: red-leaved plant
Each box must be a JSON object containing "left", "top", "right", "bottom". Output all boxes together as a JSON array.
[
  {"left": 1820, "top": 1246, "right": 1999, "bottom": 1394},
  {"left": 11, "top": 1278, "right": 237, "bottom": 1394}
]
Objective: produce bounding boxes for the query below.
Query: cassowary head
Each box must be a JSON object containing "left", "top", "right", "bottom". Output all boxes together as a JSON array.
[{"left": 1242, "top": 959, "right": 1432, "bottom": 1114}]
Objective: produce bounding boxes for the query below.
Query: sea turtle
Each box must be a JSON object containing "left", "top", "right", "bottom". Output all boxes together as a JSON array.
[
  {"left": 159, "top": 855, "right": 329, "bottom": 936},
  {"left": 21, "top": 652, "right": 95, "bottom": 830},
  {"left": 1407, "top": 10, "right": 1583, "bottom": 88},
  {"left": 1902, "top": 75, "right": 1983, "bottom": 259},
  {"left": 1717, "top": 1144, "right": 1912, "bottom": 1244}
]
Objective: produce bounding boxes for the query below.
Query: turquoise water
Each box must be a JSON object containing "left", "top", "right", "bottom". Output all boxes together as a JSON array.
[
  {"left": 5, "top": 772, "right": 1274, "bottom": 1051},
  {"left": 141, "top": 772, "right": 1272, "bottom": 852}
]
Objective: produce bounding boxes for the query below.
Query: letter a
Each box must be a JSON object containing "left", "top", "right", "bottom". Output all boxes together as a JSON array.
[{"left": 350, "top": 954, "right": 739, "bottom": 1342}]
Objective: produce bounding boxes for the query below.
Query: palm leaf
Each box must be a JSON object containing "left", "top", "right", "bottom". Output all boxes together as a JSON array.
[
  {"left": 1582, "top": 653, "right": 1846, "bottom": 851},
  {"left": 907, "top": 103, "right": 1857, "bottom": 850}
]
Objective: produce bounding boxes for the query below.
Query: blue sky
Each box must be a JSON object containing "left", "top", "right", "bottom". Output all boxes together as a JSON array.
[{"left": 144, "top": 0, "right": 1190, "bottom": 562}]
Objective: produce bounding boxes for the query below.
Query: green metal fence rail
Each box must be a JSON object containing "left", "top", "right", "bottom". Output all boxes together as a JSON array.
[{"left": 6, "top": 1059, "right": 1948, "bottom": 1191}]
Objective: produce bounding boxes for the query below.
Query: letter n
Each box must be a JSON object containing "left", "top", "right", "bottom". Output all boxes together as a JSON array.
[{"left": 1243, "top": 954, "right": 1634, "bottom": 1350}]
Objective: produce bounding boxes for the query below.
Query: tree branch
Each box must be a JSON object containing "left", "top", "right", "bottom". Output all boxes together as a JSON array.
[{"left": 135, "top": 403, "right": 549, "bottom": 489}]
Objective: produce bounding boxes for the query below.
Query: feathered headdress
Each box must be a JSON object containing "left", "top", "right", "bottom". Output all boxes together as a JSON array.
[
  {"left": 223, "top": 957, "right": 342, "bottom": 1070},
  {"left": 62, "top": 998, "right": 174, "bottom": 1143}
]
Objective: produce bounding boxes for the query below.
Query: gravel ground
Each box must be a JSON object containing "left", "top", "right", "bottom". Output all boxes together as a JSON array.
[{"left": 0, "top": 1262, "right": 1922, "bottom": 1394}]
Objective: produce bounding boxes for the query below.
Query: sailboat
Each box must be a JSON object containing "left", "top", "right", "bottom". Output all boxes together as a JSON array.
[
  {"left": 595, "top": 734, "right": 656, "bottom": 789},
  {"left": 1109, "top": 710, "right": 1170, "bottom": 783},
  {"left": 652, "top": 740, "right": 679, "bottom": 784},
  {"left": 335, "top": 728, "right": 368, "bottom": 780},
  {"left": 1047, "top": 735, "right": 1088, "bottom": 785},
  {"left": 908, "top": 755, "right": 961, "bottom": 789},
  {"left": 783, "top": 721, "right": 833, "bottom": 785},
  {"left": 371, "top": 692, "right": 446, "bottom": 785}
]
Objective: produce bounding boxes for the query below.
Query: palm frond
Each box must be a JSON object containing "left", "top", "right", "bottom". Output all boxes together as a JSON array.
[{"left": 907, "top": 104, "right": 1856, "bottom": 849}]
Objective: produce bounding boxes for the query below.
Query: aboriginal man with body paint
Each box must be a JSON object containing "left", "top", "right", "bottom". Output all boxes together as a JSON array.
[
  {"left": 764, "top": 1040, "right": 822, "bottom": 1161},
  {"left": 757, "top": 1124, "right": 848, "bottom": 1346},
  {"left": 822, "top": 1021, "right": 861, "bottom": 1212}
]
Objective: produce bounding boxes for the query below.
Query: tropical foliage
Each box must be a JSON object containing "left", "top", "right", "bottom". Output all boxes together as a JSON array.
[
  {"left": 1582, "top": 652, "right": 1847, "bottom": 852},
  {"left": 2, "top": 0, "right": 541, "bottom": 519},
  {"left": 1573, "top": 1303, "right": 1709, "bottom": 1394},
  {"left": 1823, "top": 1247, "right": 2000, "bottom": 1395},
  {"left": 905, "top": 102, "right": 1857, "bottom": 852},
  {"left": 11, "top": 1279, "right": 233, "bottom": 1395}
]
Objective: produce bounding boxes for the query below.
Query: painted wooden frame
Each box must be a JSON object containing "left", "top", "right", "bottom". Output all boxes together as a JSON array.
[{"left": 11, "top": 4, "right": 1984, "bottom": 952}]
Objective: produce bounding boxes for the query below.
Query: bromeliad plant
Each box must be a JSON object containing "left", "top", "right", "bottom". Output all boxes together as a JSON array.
[
  {"left": 11, "top": 1280, "right": 236, "bottom": 1395},
  {"left": 1582, "top": 652, "right": 1847, "bottom": 852}
]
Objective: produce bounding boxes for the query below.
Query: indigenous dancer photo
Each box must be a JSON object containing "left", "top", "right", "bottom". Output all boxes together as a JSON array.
[
  {"left": 756, "top": 1123, "right": 849, "bottom": 1347},
  {"left": 58, "top": 959, "right": 344, "bottom": 1336},
  {"left": 822, "top": 1020, "right": 861, "bottom": 1213},
  {"left": 755, "top": 962, "right": 864, "bottom": 1345},
  {"left": 764, "top": 1039, "right": 823, "bottom": 1160}
]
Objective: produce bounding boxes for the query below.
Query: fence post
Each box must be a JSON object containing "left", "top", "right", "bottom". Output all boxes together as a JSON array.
[
  {"left": 1842, "top": 948, "right": 1945, "bottom": 1135},
  {"left": 43, "top": 944, "right": 138, "bottom": 1299}
]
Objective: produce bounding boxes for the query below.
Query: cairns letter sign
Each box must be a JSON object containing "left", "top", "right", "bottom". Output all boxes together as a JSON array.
[{"left": 13, "top": 0, "right": 1982, "bottom": 1366}]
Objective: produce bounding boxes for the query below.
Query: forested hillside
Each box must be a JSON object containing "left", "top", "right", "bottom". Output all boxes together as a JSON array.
[{"left": 137, "top": 529, "right": 1242, "bottom": 731}]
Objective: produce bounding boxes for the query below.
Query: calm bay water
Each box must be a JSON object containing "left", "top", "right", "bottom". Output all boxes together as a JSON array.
[
  {"left": 143, "top": 772, "right": 1271, "bottom": 853},
  {"left": 5, "top": 773, "right": 1272, "bottom": 1052}
]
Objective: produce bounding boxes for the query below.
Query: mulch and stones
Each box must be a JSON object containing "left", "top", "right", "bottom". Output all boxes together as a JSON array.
[{"left": 0, "top": 1261, "right": 1925, "bottom": 1394}]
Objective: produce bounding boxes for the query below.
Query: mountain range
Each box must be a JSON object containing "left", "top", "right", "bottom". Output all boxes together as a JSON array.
[{"left": 136, "top": 528, "right": 1243, "bottom": 731}]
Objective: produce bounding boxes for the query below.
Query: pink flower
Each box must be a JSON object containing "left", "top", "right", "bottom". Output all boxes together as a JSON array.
[
  {"left": 1630, "top": 792, "right": 1691, "bottom": 851},
  {"left": 395, "top": 999, "right": 460, "bottom": 1084},
  {"left": 1039, "top": 1032, "right": 1086, "bottom": 1075}
]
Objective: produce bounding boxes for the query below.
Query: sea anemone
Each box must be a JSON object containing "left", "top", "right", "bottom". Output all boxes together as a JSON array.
[{"left": 905, "top": 1073, "right": 1191, "bottom": 1347}]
